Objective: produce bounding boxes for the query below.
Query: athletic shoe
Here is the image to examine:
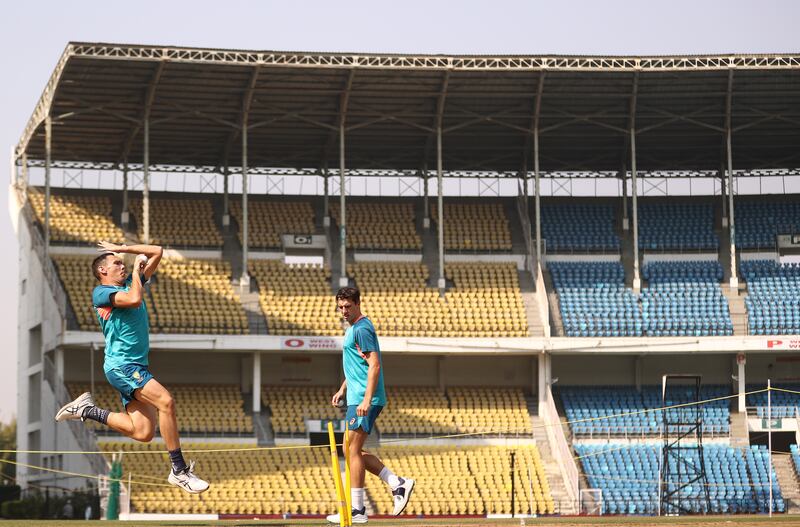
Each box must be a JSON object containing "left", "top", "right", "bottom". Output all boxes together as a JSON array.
[
  {"left": 326, "top": 508, "right": 368, "bottom": 524},
  {"left": 391, "top": 478, "right": 415, "bottom": 515},
  {"left": 167, "top": 460, "right": 210, "bottom": 494},
  {"left": 55, "top": 392, "right": 95, "bottom": 422}
]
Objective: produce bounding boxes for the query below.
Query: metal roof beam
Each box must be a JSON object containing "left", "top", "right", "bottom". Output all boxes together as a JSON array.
[
  {"left": 118, "top": 62, "right": 165, "bottom": 162},
  {"left": 639, "top": 105, "right": 725, "bottom": 133},
  {"left": 219, "top": 66, "right": 261, "bottom": 165},
  {"left": 637, "top": 106, "right": 721, "bottom": 135},
  {"left": 540, "top": 109, "right": 624, "bottom": 135}
]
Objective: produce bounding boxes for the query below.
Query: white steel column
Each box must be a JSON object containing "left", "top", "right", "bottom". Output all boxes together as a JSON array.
[
  {"left": 621, "top": 166, "right": 629, "bottom": 230},
  {"left": 628, "top": 74, "right": 640, "bottom": 291},
  {"left": 422, "top": 167, "right": 430, "bottom": 229},
  {"left": 533, "top": 73, "right": 545, "bottom": 269},
  {"left": 737, "top": 354, "right": 746, "bottom": 413},
  {"left": 121, "top": 162, "right": 130, "bottom": 227},
  {"left": 253, "top": 352, "right": 261, "bottom": 413},
  {"left": 339, "top": 123, "right": 348, "bottom": 288},
  {"left": 222, "top": 165, "right": 230, "bottom": 228},
  {"left": 537, "top": 353, "right": 549, "bottom": 417},
  {"left": 436, "top": 124, "right": 445, "bottom": 291},
  {"left": 725, "top": 70, "right": 738, "bottom": 289},
  {"left": 142, "top": 115, "right": 150, "bottom": 244},
  {"left": 241, "top": 126, "right": 250, "bottom": 287},
  {"left": 322, "top": 168, "right": 330, "bottom": 227},
  {"left": 44, "top": 115, "right": 52, "bottom": 252}
]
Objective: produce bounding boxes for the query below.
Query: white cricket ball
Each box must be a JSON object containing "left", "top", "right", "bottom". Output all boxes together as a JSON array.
[{"left": 135, "top": 254, "right": 148, "bottom": 267}]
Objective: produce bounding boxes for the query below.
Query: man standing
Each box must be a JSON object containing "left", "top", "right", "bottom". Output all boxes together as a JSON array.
[
  {"left": 327, "top": 287, "right": 414, "bottom": 524},
  {"left": 55, "top": 241, "right": 209, "bottom": 494}
]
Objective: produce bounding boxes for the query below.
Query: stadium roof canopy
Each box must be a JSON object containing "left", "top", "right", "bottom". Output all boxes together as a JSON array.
[{"left": 14, "top": 42, "right": 800, "bottom": 175}]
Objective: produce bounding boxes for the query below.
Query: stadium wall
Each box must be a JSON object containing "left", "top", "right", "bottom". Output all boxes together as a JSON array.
[{"left": 11, "top": 189, "right": 97, "bottom": 489}]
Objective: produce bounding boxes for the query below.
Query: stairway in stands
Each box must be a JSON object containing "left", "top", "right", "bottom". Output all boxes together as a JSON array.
[
  {"left": 541, "top": 267, "right": 565, "bottom": 336},
  {"left": 774, "top": 454, "right": 800, "bottom": 513},
  {"left": 718, "top": 225, "right": 748, "bottom": 336},
  {"left": 527, "top": 395, "right": 577, "bottom": 514},
  {"left": 519, "top": 269, "right": 545, "bottom": 337}
]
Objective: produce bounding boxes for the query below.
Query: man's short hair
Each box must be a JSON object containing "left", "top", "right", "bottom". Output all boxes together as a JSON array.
[
  {"left": 336, "top": 286, "right": 360, "bottom": 304},
  {"left": 92, "top": 253, "right": 114, "bottom": 281}
]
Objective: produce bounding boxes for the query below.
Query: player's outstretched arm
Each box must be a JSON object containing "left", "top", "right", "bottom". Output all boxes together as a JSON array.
[{"left": 97, "top": 241, "right": 163, "bottom": 280}]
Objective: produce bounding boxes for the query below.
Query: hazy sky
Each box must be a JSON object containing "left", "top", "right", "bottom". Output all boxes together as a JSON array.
[{"left": 0, "top": 1, "right": 798, "bottom": 423}]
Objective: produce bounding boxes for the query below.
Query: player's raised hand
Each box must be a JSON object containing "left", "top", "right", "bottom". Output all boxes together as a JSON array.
[{"left": 97, "top": 241, "right": 123, "bottom": 253}]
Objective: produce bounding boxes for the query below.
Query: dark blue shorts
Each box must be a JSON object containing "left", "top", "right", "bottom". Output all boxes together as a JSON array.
[
  {"left": 104, "top": 363, "right": 154, "bottom": 408},
  {"left": 346, "top": 405, "right": 383, "bottom": 434}
]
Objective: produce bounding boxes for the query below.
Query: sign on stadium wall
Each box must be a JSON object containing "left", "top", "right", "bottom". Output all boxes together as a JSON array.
[
  {"left": 280, "top": 337, "right": 341, "bottom": 351},
  {"left": 765, "top": 338, "right": 800, "bottom": 350}
]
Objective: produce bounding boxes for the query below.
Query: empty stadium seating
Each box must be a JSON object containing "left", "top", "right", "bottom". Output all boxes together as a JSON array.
[
  {"left": 742, "top": 260, "right": 800, "bottom": 335},
  {"left": 262, "top": 386, "right": 340, "bottom": 435},
  {"left": 432, "top": 202, "right": 512, "bottom": 251},
  {"left": 248, "top": 260, "right": 341, "bottom": 336},
  {"left": 349, "top": 261, "right": 527, "bottom": 338},
  {"left": 330, "top": 202, "right": 421, "bottom": 251},
  {"left": 100, "top": 441, "right": 337, "bottom": 515},
  {"left": 549, "top": 261, "right": 643, "bottom": 337},
  {"left": 379, "top": 386, "right": 455, "bottom": 435},
  {"left": 448, "top": 387, "right": 532, "bottom": 435},
  {"left": 735, "top": 201, "right": 800, "bottom": 249},
  {"left": 641, "top": 261, "right": 733, "bottom": 336},
  {"left": 746, "top": 384, "right": 800, "bottom": 418},
  {"left": 68, "top": 383, "right": 252, "bottom": 434},
  {"left": 366, "top": 446, "right": 554, "bottom": 516},
  {"left": 101, "top": 442, "right": 553, "bottom": 516},
  {"left": 148, "top": 258, "right": 248, "bottom": 334},
  {"left": 52, "top": 254, "right": 101, "bottom": 331},
  {"left": 28, "top": 189, "right": 124, "bottom": 245},
  {"left": 638, "top": 202, "right": 718, "bottom": 251},
  {"left": 541, "top": 203, "right": 620, "bottom": 252},
  {"left": 129, "top": 197, "right": 222, "bottom": 247},
  {"left": 560, "top": 385, "right": 730, "bottom": 438},
  {"left": 229, "top": 200, "right": 315, "bottom": 249},
  {"left": 576, "top": 444, "right": 784, "bottom": 514}
]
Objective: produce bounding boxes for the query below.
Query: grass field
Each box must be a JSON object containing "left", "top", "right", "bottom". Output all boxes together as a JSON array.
[{"left": 1, "top": 516, "right": 800, "bottom": 527}]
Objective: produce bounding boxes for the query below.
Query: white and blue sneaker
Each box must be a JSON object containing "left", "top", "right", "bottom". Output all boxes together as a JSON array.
[
  {"left": 326, "top": 507, "right": 368, "bottom": 524},
  {"left": 392, "top": 478, "right": 415, "bottom": 515},
  {"left": 55, "top": 392, "right": 95, "bottom": 422},
  {"left": 167, "top": 460, "right": 210, "bottom": 494}
]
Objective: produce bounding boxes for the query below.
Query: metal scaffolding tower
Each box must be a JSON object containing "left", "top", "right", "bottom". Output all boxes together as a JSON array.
[{"left": 659, "top": 374, "right": 711, "bottom": 515}]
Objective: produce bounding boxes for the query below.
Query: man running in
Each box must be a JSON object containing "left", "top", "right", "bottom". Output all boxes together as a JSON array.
[
  {"left": 327, "top": 287, "right": 414, "bottom": 524},
  {"left": 55, "top": 241, "right": 209, "bottom": 494}
]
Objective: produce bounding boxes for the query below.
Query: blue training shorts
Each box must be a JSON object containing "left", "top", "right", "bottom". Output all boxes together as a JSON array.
[
  {"left": 104, "top": 363, "right": 154, "bottom": 408},
  {"left": 346, "top": 405, "right": 383, "bottom": 434}
]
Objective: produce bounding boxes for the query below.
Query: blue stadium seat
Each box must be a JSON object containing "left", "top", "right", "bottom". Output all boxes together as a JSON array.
[
  {"left": 735, "top": 201, "right": 800, "bottom": 250},
  {"left": 638, "top": 202, "right": 718, "bottom": 251},
  {"left": 576, "top": 444, "right": 782, "bottom": 515},
  {"left": 541, "top": 204, "right": 620, "bottom": 252},
  {"left": 742, "top": 260, "right": 800, "bottom": 335},
  {"left": 641, "top": 261, "right": 733, "bottom": 337}
]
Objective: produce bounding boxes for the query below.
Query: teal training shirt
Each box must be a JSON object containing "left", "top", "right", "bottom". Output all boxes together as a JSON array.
[
  {"left": 92, "top": 274, "right": 150, "bottom": 369},
  {"left": 343, "top": 317, "right": 386, "bottom": 407}
]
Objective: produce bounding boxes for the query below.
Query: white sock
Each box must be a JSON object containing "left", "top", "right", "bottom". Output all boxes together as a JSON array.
[
  {"left": 352, "top": 487, "right": 365, "bottom": 510},
  {"left": 379, "top": 466, "right": 402, "bottom": 488}
]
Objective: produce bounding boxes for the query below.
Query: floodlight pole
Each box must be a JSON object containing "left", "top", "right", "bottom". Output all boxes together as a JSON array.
[
  {"left": 725, "top": 70, "right": 738, "bottom": 290},
  {"left": 142, "top": 115, "right": 150, "bottom": 244},
  {"left": 44, "top": 114, "right": 52, "bottom": 252}
]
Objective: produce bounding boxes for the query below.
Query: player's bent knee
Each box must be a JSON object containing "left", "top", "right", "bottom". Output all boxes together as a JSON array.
[{"left": 131, "top": 428, "right": 155, "bottom": 442}]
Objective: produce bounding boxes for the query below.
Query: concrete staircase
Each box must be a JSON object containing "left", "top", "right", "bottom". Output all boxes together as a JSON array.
[
  {"left": 723, "top": 286, "right": 748, "bottom": 336},
  {"left": 519, "top": 270, "right": 545, "bottom": 337},
  {"left": 421, "top": 222, "right": 446, "bottom": 290},
  {"left": 240, "top": 288, "right": 268, "bottom": 334},
  {"left": 245, "top": 395, "right": 274, "bottom": 446},
  {"left": 774, "top": 454, "right": 800, "bottom": 513},
  {"left": 729, "top": 411, "right": 750, "bottom": 449},
  {"left": 541, "top": 267, "right": 564, "bottom": 336},
  {"left": 530, "top": 413, "right": 577, "bottom": 515}
]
